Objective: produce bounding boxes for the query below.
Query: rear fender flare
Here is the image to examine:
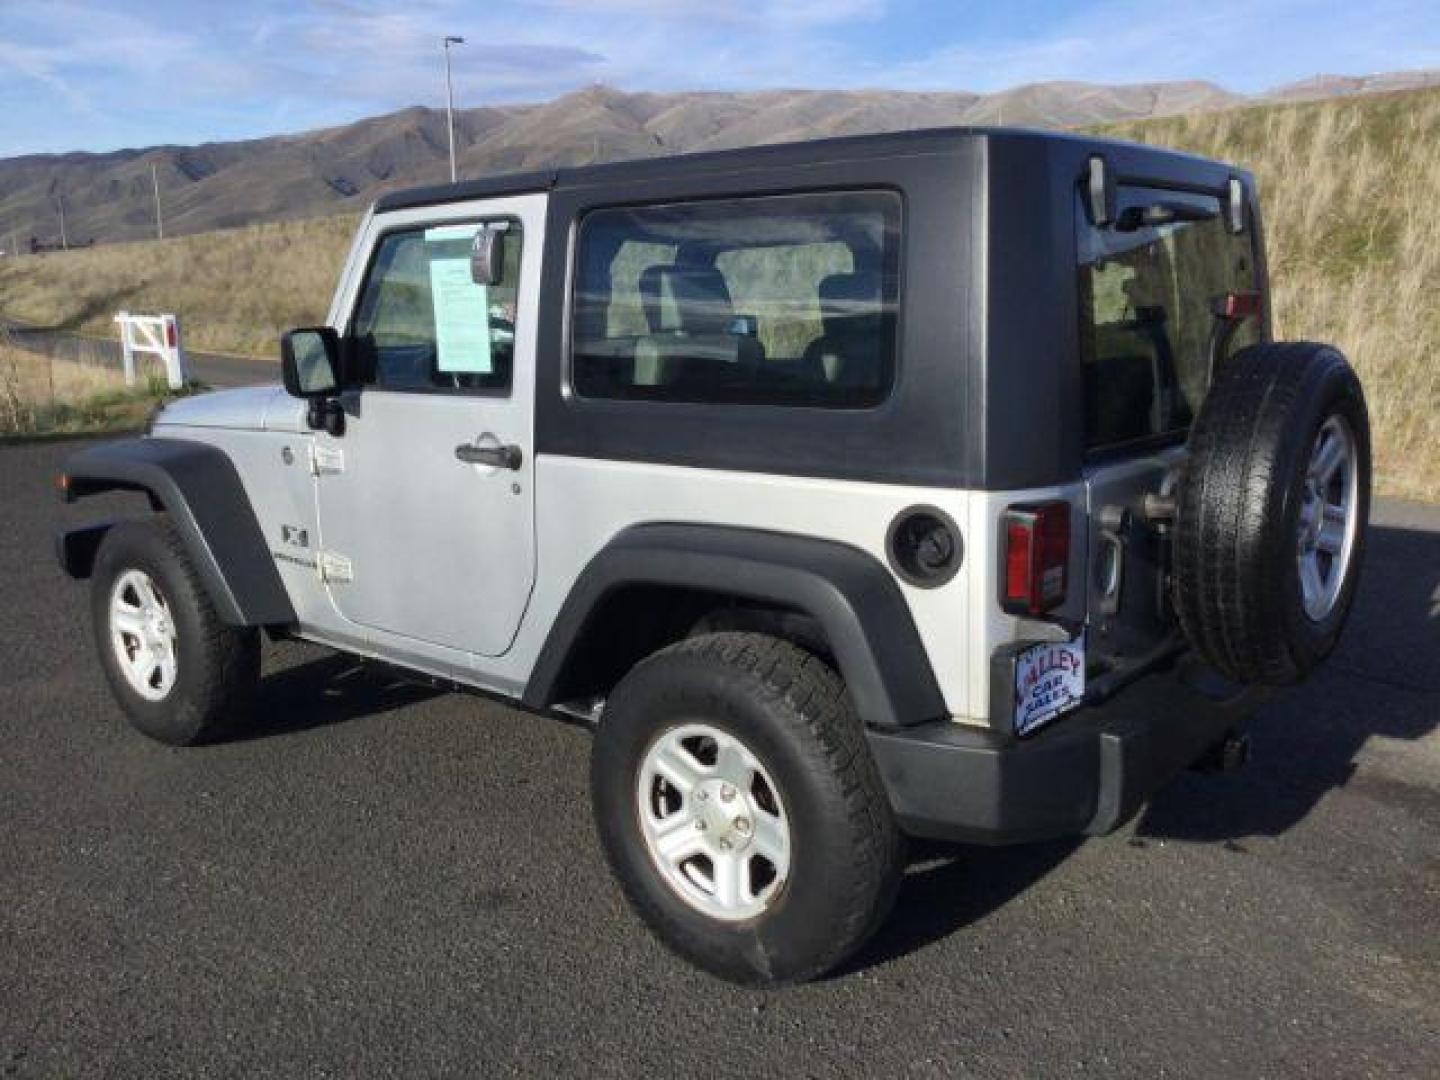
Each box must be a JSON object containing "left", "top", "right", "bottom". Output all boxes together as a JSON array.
[{"left": 523, "top": 523, "right": 947, "bottom": 730}]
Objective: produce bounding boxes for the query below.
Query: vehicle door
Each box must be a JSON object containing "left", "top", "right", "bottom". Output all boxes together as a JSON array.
[{"left": 311, "top": 194, "right": 544, "bottom": 658}]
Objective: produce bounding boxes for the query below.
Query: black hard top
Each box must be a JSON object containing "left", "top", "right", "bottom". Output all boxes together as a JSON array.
[
  {"left": 371, "top": 125, "right": 1233, "bottom": 215},
  {"left": 370, "top": 122, "right": 1260, "bottom": 491}
]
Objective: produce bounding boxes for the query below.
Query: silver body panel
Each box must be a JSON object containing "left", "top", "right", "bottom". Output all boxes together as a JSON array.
[{"left": 158, "top": 385, "right": 299, "bottom": 432}]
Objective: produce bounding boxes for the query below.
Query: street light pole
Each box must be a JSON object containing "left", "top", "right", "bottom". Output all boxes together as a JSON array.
[
  {"left": 151, "top": 162, "right": 164, "bottom": 240},
  {"left": 443, "top": 35, "right": 465, "bottom": 183}
]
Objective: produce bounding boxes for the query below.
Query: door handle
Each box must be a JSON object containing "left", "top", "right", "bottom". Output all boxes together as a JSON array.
[{"left": 455, "top": 442, "right": 523, "bottom": 470}]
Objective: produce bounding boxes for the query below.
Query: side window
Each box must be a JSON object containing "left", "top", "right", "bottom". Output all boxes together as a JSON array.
[
  {"left": 351, "top": 219, "right": 523, "bottom": 393},
  {"left": 572, "top": 191, "right": 901, "bottom": 408}
]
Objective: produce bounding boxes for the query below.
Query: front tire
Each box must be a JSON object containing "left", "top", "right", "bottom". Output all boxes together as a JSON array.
[
  {"left": 91, "top": 517, "right": 260, "bottom": 745},
  {"left": 591, "top": 632, "right": 903, "bottom": 985}
]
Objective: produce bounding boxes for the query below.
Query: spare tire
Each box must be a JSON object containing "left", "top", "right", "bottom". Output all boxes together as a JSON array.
[{"left": 1173, "top": 341, "right": 1370, "bottom": 685}]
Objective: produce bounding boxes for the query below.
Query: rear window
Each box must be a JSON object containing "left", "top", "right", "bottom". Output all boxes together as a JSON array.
[
  {"left": 571, "top": 190, "right": 901, "bottom": 408},
  {"left": 1077, "top": 186, "right": 1258, "bottom": 449}
]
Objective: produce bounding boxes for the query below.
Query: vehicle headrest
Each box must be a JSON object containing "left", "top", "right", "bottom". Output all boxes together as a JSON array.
[
  {"left": 639, "top": 265, "right": 735, "bottom": 335},
  {"left": 818, "top": 272, "right": 883, "bottom": 336}
]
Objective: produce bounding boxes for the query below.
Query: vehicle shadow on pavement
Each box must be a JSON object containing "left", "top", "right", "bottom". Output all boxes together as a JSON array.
[
  {"left": 840, "top": 837, "right": 1081, "bottom": 974},
  {"left": 848, "top": 520, "right": 1439, "bottom": 973},
  {"left": 1134, "top": 521, "right": 1439, "bottom": 843},
  {"left": 234, "top": 652, "right": 440, "bottom": 742}
]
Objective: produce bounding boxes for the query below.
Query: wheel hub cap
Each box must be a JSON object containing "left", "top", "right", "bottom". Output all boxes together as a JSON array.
[
  {"left": 636, "top": 723, "right": 790, "bottom": 921},
  {"left": 1296, "top": 415, "right": 1359, "bottom": 622},
  {"left": 109, "top": 569, "right": 178, "bottom": 701},
  {"left": 693, "top": 780, "right": 754, "bottom": 853}
]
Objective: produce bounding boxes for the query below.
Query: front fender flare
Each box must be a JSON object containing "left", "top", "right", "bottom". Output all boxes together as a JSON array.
[
  {"left": 57, "top": 437, "right": 296, "bottom": 628},
  {"left": 523, "top": 523, "right": 947, "bottom": 730}
]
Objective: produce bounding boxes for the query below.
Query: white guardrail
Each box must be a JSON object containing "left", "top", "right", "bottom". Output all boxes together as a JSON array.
[{"left": 115, "top": 311, "right": 188, "bottom": 390}]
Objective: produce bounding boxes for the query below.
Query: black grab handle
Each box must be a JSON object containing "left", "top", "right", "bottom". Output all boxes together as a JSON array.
[{"left": 455, "top": 443, "right": 523, "bottom": 470}]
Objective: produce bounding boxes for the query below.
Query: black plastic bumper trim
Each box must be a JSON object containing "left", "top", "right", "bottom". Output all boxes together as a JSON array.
[{"left": 867, "top": 657, "right": 1265, "bottom": 845}]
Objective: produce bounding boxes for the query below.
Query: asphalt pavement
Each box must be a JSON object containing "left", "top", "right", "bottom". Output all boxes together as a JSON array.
[{"left": 1, "top": 438, "right": 1436, "bottom": 1078}]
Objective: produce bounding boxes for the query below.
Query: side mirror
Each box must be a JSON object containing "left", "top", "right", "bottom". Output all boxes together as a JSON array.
[
  {"left": 470, "top": 225, "right": 505, "bottom": 286},
  {"left": 281, "top": 327, "right": 341, "bottom": 398}
]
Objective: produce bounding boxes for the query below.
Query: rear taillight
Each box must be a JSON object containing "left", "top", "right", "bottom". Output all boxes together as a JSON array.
[{"left": 1002, "top": 501, "right": 1070, "bottom": 615}]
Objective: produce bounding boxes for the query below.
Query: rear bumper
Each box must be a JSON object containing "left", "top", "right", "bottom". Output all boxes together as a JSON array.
[{"left": 866, "top": 657, "right": 1266, "bottom": 845}]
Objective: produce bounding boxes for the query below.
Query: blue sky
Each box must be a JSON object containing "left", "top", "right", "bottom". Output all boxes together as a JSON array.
[{"left": 3, "top": 0, "right": 1439, "bottom": 157}]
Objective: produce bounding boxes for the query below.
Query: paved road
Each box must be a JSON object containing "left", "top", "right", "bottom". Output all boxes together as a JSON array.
[
  {"left": 2, "top": 439, "right": 1437, "bottom": 1078},
  {"left": 2, "top": 317, "right": 271, "bottom": 389}
]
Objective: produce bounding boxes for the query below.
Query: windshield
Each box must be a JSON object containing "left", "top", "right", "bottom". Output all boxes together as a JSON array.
[{"left": 1077, "top": 185, "right": 1259, "bottom": 450}]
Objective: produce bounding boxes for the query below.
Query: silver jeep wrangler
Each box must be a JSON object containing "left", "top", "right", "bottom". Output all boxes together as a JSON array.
[{"left": 56, "top": 127, "right": 1371, "bottom": 985}]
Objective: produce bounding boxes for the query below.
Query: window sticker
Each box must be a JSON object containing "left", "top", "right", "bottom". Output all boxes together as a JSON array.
[{"left": 424, "top": 226, "right": 492, "bottom": 374}]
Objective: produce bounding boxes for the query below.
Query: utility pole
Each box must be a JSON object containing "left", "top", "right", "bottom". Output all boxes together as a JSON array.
[
  {"left": 443, "top": 35, "right": 465, "bottom": 183},
  {"left": 151, "top": 162, "right": 164, "bottom": 240},
  {"left": 56, "top": 192, "right": 68, "bottom": 251}
]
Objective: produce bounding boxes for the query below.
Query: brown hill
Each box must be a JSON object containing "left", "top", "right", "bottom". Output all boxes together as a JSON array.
[{"left": 1266, "top": 70, "right": 1440, "bottom": 102}]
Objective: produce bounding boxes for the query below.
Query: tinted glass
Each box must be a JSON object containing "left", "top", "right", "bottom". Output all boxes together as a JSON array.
[
  {"left": 572, "top": 191, "right": 901, "bottom": 408},
  {"left": 351, "top": 220, "right": 522, "bottom": 393},
  {"left": 1077, "top": 187, "right": 1258, "bottom": 449},
  {"left": 290, "top": 331, "right": 337, "bottom": 394}
]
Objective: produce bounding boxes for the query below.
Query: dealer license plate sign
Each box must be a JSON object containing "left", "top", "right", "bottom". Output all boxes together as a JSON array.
[{"left": 1013, "top": 635, "right": 1085, "bottom": 737}]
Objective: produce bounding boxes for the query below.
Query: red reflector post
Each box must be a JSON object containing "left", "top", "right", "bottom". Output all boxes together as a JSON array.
[{"left": 1002, "top": 501, "right": 1070, "bottom": 615}]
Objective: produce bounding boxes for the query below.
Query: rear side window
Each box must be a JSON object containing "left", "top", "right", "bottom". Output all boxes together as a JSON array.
[
  {"left": 1077, "top": 186, "right": 1258, "bottom": 449},
  {"left": 572, "top": 190, "right": 901, "bottom": 408}
]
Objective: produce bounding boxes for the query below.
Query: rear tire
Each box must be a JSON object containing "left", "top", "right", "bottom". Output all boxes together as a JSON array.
[
  {"left": 91, "top": 517, "right": 260, "bottom": 745},
  {"left": 591, "top": 632, "right": 904, "bottom": 985},
  {"left": 1173, "top": 341, "right": 1371, "bottom": 685}
]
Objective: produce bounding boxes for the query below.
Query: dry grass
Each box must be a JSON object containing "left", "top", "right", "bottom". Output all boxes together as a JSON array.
[
  {"left": 0, "top": 340, "right": 171, "bottom": 437},
  {"left": 1103, "top": 88, "right": 1440, "bottom": 503},
  {"left": 1, "top": 88, "right": 1437, "bottom": 497},
  {"left": 0, "top": 215, "right": 357, "bottom": 358}
]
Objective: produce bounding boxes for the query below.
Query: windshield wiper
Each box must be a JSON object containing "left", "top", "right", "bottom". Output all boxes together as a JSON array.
[{"left": 1115, "top": 200, "right": 1220, "bottom": 232}]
